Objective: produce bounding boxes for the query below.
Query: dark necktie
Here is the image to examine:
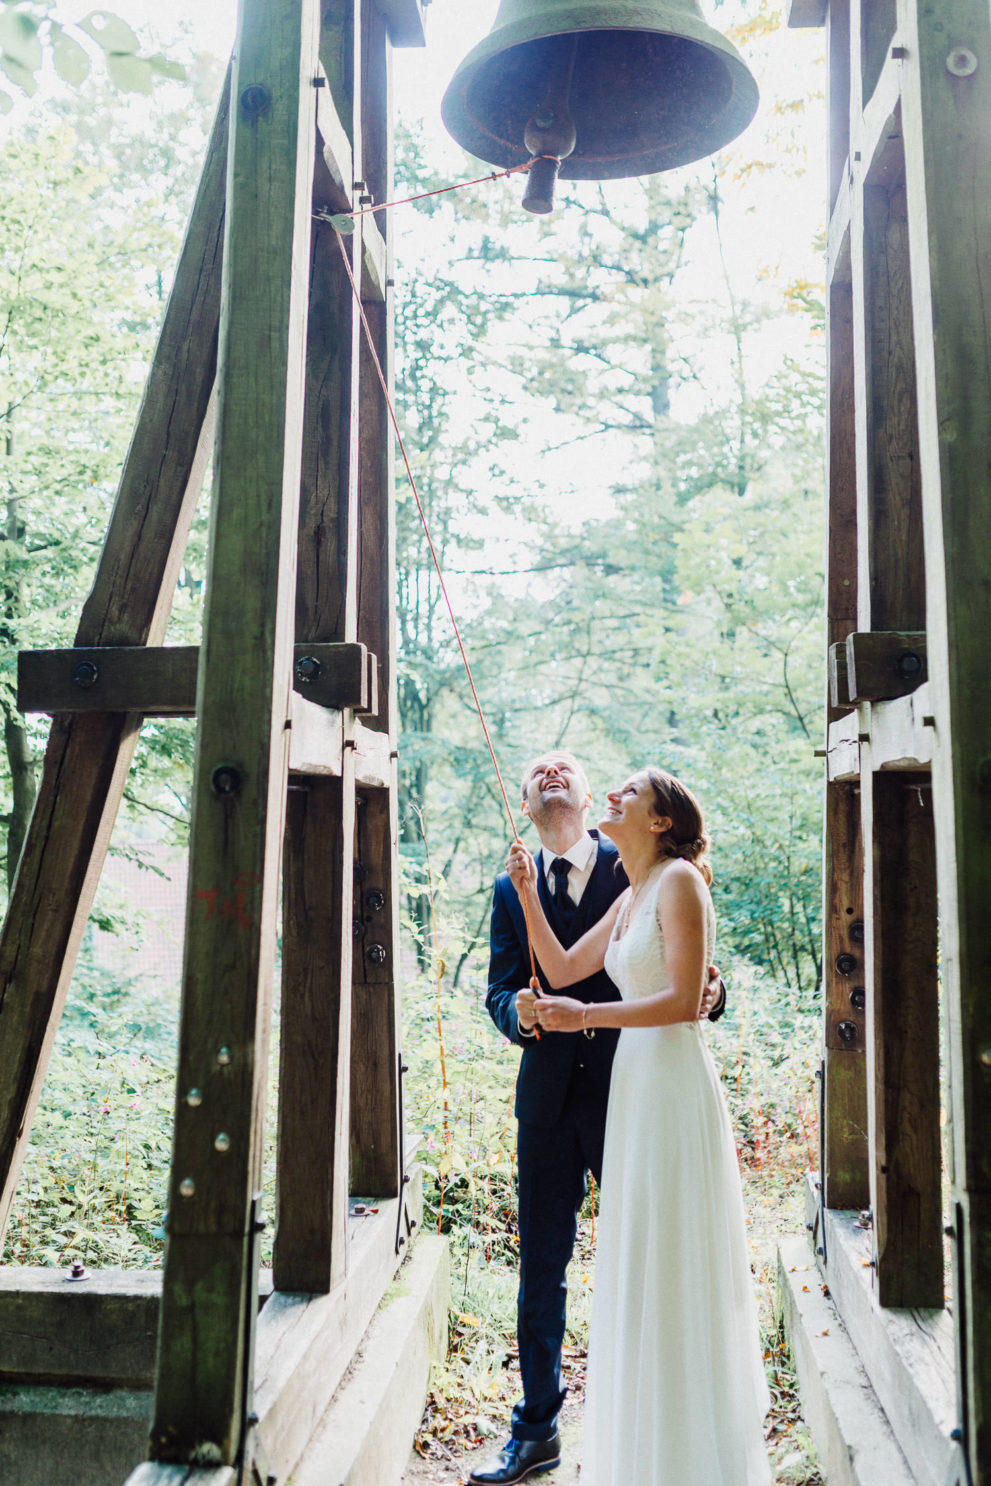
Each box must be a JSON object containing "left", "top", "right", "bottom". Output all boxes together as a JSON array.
[{"left": 550, "top": 856, "right": 576, "bottom": 934}]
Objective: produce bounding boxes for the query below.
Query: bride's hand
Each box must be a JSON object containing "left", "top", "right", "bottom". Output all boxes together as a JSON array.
[
  {"left": 534, "top": 994, "right": 586, "bottom": 1033},
  {"left": 506, "top": 841, "right": 537, "bottom": 895}
]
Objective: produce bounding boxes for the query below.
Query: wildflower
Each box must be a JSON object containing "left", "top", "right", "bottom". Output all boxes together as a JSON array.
[{"left": 99, "top": 1103, "right": 110, "bottom": 1114}]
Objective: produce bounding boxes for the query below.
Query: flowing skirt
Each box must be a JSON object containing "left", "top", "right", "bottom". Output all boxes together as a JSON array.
[{"left": 581, "top": 1022, "right": 772, "bottom": 1486}]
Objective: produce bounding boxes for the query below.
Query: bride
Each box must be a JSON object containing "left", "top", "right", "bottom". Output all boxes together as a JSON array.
[{"left": 507, "top": 767, "right": 771, "bottom": 1486}]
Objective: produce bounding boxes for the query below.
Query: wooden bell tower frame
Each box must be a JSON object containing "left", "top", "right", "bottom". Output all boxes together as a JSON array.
[
  {"left": 0, "top": 1, "right": 439, "bottom": 1481},
  {"left": 788, "top": 1, "right": 991, "bottom": 1482}
]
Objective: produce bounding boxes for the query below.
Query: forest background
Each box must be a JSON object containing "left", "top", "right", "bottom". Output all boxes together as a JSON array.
[{"left": 0, "top": 2, "right": 826, "bottom": 1480}]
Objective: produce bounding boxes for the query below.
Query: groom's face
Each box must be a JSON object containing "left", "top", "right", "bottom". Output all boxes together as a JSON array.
[{"left": 521, "top": 754, "right": 591, "bottom": 825}]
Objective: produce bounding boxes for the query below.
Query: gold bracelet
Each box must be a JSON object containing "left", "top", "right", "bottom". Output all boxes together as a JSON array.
[{"left": 582, "top": 1004, "right": 596, "bottom": 1040}]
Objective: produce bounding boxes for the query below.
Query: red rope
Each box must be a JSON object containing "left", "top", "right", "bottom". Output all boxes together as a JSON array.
[
  {"left": 332, "top": 228, "right": 542, "bottom": 995},
  {"left": 335, "top": 160, "right": 534, "bottom": 221}
]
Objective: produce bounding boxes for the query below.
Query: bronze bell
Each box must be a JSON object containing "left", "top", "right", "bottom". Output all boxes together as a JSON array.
[{"left": 441, "top": 0, "right": 759, "bottom": 213}]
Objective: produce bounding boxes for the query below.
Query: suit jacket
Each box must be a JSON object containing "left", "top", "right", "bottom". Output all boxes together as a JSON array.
[{"left": 486, "top": 831, "right": 629, "bottom": 1126}]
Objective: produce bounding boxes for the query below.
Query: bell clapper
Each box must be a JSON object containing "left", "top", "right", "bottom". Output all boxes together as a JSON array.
[{"left": 522, "top": 34, "right": 579, "bottom": 215}]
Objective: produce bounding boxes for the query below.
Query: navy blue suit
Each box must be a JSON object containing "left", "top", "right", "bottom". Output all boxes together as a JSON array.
[{"left": 487, "top": 831, "right": 628, "bottom": 1441}]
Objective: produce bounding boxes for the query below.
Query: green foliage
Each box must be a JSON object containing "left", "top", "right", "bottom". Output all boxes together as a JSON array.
[
  {"left": 1, "top": 938, "right": 177, "bottom": 1267},
  {"left": 0, "top": 2, "right": 184, "bottom": 113}
]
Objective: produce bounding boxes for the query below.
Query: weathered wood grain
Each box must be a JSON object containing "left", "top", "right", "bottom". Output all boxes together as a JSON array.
[
  {"left": 349, "top": 0, "right": 401, "bottom": 1201},
  {"left": 377, "top": 0, "right": 427, "bottom": 48},
  {"left": 19, "top": 642, "right": 371, "bottom": 716},
  {"left": 860, "top": 0, "right": 896, "bottom": 107},
  {"left": 151, "top": 0, "right": 321, "bottom": 1461},
  {"left": 860, "top": 178, "right": 926, "bottom": 633},
  {"left": 826, "top": 0, "right": 850, "bottom": 213},
  {"left": 864, "top": 768, "right": 942, "bottom": 1306},
  {"left": 823, "top": 780, "right": 869, "bottom": 1209},
  {"left": 255, "top": 1171, "right": 422, "bottom": 1479},
  {"left": 275, "top": 768, "right": 354, "bottom": 1292},
  {"left": 829, "top": 639, "right": 851, "bottom": 709},
  {"left": 845, "top": 629, "right": 927, "bottom": 702},
  {"left": 811, "top": 1193, "right": 957, "bottom": 1486},
  {"left": 899, "top": 0, "right": 991, "bottom": 1471},
  {"left": 275, "top": 0, "right": 363, "bottom": 1300},
  {"left": 0, "top": 78, "right": 228, "bottom": 1250},
  {"left": 787, "top": 0, "right": 827, "bottom": 26}
]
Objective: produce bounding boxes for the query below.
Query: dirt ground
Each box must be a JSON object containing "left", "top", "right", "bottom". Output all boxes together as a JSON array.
[{"left": 401, "top": 1388, "right": 584, "bottom": 1486}]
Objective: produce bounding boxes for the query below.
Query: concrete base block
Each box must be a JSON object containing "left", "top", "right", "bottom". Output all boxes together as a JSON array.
[
  {"left": 294, "top": 1233, "right": 449, "bottom": 1486},
  {"left": 777, "top": 1234, "right": 916, "bottom": 1486},
  {"left": 0, "top": 1382, "right": 152, "bottom": 1484}
]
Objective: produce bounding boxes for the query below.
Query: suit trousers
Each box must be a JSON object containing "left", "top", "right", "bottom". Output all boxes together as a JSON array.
[{"left": 512, "top": 1071, "right": 607, "bottom": 1442}]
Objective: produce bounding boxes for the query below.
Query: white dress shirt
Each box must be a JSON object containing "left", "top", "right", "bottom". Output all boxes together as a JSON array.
[{"left": 540, "top": 830, "right": 597, "bottom": 905}]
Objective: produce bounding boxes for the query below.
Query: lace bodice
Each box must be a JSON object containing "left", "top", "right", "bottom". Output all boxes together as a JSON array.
[{"left": 603, "top": 860, "right": 716, "bottom": 1003}]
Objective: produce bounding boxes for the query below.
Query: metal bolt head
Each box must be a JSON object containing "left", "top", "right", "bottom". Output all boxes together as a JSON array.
[
  {"left": 836, "top": 953, "right": 857, "bottom": 976},
  {"left": 979, "top": 1046, "right": 991, "bottom": 1067},
  {"left": 353, "top": 918, "right": 365, "bottom": 939},
  {"left": 897, "top": 649, "right": 923, "bottom": 678},
  {"left": 366, "top": 942, "right": 387, "bottom": 966},
  {"left": 295, "top": 654, "right": 322, "bottom": 684},
  {"left": 211, "top": 765, "right": 241, "bottom": 796},
  {"left": 186, "top": 1088, "right": 203, "bottom": 1108},
  {"left": 850, "top": 986, "right": 866, "bottom": 1011},
  {"left": 68, "top": 1259, "right": 88, "bottom": 1281},
  {"left": 837, "top": 1020, "right": 858, "bottom": 1044},
  {"left": 214, "top": 1133, "right": 231, "bottom": 1153},
  {"left": 947, "top": 48, "right": 978, "bottom": 77},
  {"left": 179, "top": 1177, "right": 196, "bottom": 1198},
  {"left": 849, "top": 919, "right": 865, "bottom": 945},
  {"left": 73, "top": 661, "right": 99, "bottom": 689},
  {"left": 217, "top": 1046, "right": 232, "bottom": 1067},
  {"left": 240, "top": 83, "right": 272, "bottom": 115},
  {"left": 366, "top": 889, "right": 386, "bottom": 912}
]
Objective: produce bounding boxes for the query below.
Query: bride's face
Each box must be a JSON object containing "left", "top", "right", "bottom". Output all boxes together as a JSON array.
[{"left": 599, "top": 772, "right": 670, "bottom": 843}]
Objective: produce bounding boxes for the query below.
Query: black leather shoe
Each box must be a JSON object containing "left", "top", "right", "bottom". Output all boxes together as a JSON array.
[{"left": 467, "top": 1432, "right": 561, "bottom": 1485}]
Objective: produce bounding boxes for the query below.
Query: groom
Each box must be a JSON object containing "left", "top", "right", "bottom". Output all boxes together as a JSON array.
[{"left": 469, "top": 751, "right": 725, "bottom": 1486}]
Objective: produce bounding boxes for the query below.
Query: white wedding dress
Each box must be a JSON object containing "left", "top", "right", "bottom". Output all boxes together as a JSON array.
[{"left": 581, "top": 861, "right": 772, "bottom": 1486}]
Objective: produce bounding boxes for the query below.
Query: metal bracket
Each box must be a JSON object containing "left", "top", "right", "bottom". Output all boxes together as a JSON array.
[
  {"left": 239, "top": 1194, "right": 274, "bottom": 1485},
  {"left": 394, "top": 1052, "right": 415, "bottom": 1255},
  {"left": 815, "top": 1058, "right": 828, "bottom": 1266}
]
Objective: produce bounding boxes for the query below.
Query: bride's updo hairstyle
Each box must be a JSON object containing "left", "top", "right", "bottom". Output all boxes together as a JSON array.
[{"left": 645, "top": 768, "right": 713, "bottom": 885}]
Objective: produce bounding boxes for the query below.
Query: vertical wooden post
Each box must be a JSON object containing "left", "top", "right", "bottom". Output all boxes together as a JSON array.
[
  {"left": 151, "top": 0, "right": 320, "bottom": 1462},
  {"left": 864, "top": 769, "right": 941, "bottom": 1305},
  {"left": 847, "top": 39, "right": 941, "bottom": 1302},
  {"left": 351, "top": 0, "right": 401, "bottom": 1199},
  {"left": 899, "top": 0, "right": 991, "bottom": 1471},
  {"left": 274, "top": 0, "right": 364, "bottom": 1292},
  {"left": 821, "top": 0, "right": 870, "bottom": 1211},
  {"left": 0, "top": 82, "right": 228, "bottom": 1248}
]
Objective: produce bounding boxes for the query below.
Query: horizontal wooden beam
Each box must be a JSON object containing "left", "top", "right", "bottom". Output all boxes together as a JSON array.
[
  {"left": 18, "top": 643, "right": 375, "bottom": 717},
  {"left": 846, "top": 630, "right": 927, "bottom": 703},
  {"left": 353, "top": 718, "right": 392, "bottom": 787},
  {"left": 827, "top": 683, "right": 935, "bottom": 781},
  {"left": 786, "top": 0, "right": 826, "bottom": 26},
  {"left": 377, "top": 0, "right": 427, "bottom": 47}
]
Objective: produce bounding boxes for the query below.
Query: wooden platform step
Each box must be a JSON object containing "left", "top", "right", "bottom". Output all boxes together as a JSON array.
[
  {"left": 777, "top": 1234, "right": 916, "bottom": 1486},
  {"left": 293, "top": 1232, "right": 449, "bottom": 1486}
]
